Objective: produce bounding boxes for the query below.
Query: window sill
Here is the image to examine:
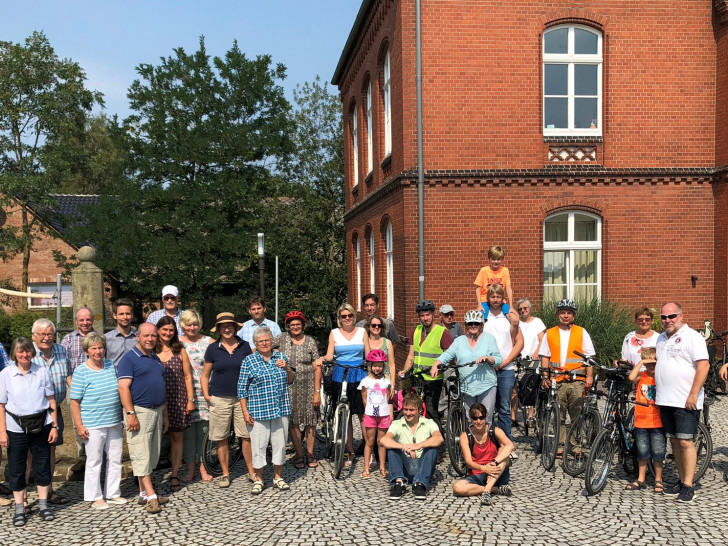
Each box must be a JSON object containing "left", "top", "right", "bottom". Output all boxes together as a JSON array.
[
  {"left": 544, "top": 136, "right": 603, "bottom": 144},
  {"left": 364, "top": 172, "right": 373, "bottom": 185},
  {"left": 352, "top": 184, "right": 359, "bottom": 196}
]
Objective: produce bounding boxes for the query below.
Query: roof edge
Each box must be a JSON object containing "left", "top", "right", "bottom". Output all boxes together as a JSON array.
[{"left": 331, "top": 0, "right": 376, "bottom": 86}]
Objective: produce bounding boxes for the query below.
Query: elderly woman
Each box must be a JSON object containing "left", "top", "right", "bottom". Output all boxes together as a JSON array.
[
  {"left": 275, "top": 310, "right": 321, "bottom": 469},
  {"left": 430, "top": 310, "right": 502, "bottom": 422},
  {"left": 238, "top": 327, "right": 295, "bottom": 493},
  {"left": 620, "top": 307, "right": 659, "bottom": 367},
  {"left": 179, "top": 309, "right": 213, "bottom": 482},
  {"left": 512, "top": 298, "right": 546, "bottom": 426},
  {"left": 201, "top": 312, "right": 255, "bottom": 488},
  {"left": 0, "top": 338, "right": 59, "bottom": 526},
  {"left": 69, "top": 333, "right": 125, "bottom": 510}
]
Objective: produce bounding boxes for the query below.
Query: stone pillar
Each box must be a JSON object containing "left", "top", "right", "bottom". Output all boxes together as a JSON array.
[{"left": 71, "top": 246, "right": 105, "bottom": 332}]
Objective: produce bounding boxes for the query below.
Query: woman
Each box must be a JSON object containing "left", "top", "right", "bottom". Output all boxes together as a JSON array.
[
  {"left": 363, "top": 314, "right": 396, "bottom": 382},
  {"left": 512, "top": 298, "right": 546, "bottom": 426},
  {"left": 238, "top": 327, "right": 295, "bottom": 493},
  {"left": 452, "top": 403, "right": 514, "bottom": 506},
  {"left": 430, "top": 310, "right": 502, "bottom": 421},
  {"left": 315, "top": 303, "right": 367, "bottom": 467},
  {"left": 274, "top": 310, "right": 321, "bottom": 469},
  {"left": 620, "top": 307, "right": 659, "bottom": 367},
  {"left": 155, "top": 316, "right": 194, "bottom": 492},
  {"left": 69, "top": 333, "right": 125, "bottom": 510},
  {"left": 179, "top": 309, "right": 213, "bottom": 482},
  {"left": 0, "top": 338, "right": 58, "bottom": 526},
  {"left": 201, "top": 312, "right": 255, "bottom": 488}
]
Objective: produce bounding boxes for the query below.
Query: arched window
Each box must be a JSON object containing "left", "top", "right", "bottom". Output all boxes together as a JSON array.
[
  {"left": 385, "top": 221, "right": 394, "bottom": 319},
  {"left": 366, "top": 80, "right": 373, "bottom": 174},
  {"left": 543, "top": 25, "right": 602, "bottom": 136},
  {"left": 354, "top": 236, "right": 361, "bottom": 310},
  {"left": 543, "top": 211, "right": 601, "bottom": 301},
  {"left": 382, "top": 49, "right": 391, "bottom": 155},
  {"left": 351, "top": 104, "right": 359, "bottom": 187},
  {"left": 368, "top": 230, "right": 375, "bottom": 294}
]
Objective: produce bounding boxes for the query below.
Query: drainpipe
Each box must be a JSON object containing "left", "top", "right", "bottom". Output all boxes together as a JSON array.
[{"left": 416, "top": 0, "right": 425, "bottom": 301}]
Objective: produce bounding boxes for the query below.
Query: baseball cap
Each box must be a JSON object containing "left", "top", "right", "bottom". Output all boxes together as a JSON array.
[
  {"left": 162, "top": 285, "right": 179, "bottom": 298},
  {"left": 439, "top": 304, "right": 454, "bottom": 314}
]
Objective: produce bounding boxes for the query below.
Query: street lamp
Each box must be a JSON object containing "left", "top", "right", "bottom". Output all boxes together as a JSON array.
[{"left": 257, "top": 233, "right": 265, "bottom": 299}]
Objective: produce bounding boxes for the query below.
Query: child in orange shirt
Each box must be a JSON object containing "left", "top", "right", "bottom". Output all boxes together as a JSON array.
[
  {"left": 474, "top": 245, "right": 513, "bottom": 319},
  {"left": 626, "top": 347, "right": 666, "bottom": 493}
]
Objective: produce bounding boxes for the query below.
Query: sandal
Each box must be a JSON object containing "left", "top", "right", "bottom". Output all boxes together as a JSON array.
[
  {"left": 24, "top": 503, "right": 32, "bottom": 516},
  {"left": 273, "top": 478, "right": 290, "bottom": 491},
  {"left": 293, "top": 455, "right": 306, "bottom": 470},
  {"left": 654, "top": 480, "right": 665, "bottom": 494},
  {"left": 361, "top": 470, "right": 371, "bottom": 479},
  {"left": 251, "top": 481, "right": 264, "bottom": 495},
  {"left": 344, "top": 453, "right": 355, "bottom": 468},
  {"left": 306, "top": 453, "right": 318, "bottom": 468},
  {"left": 48, "top": 492, "right": 69, "bottom": 505},
  {"left": 380, "top": 468, "right": 389, "bottom": 478},
  {"left": 625, "top": 480, "right": 646, "bottom": 491},
  {"left": 169, "top": 477, "right": 181, "bottom": 492},
  {"left": 39, "top": 507, "right": 55, "bottom": 521},
  {"left": 13, "top": 513, "right": 26, "bottom": 527}
]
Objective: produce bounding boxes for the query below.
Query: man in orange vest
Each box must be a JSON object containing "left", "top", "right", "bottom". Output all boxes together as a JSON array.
[{"left": 538, "top": 299, "right": 595, "bottom": 451}]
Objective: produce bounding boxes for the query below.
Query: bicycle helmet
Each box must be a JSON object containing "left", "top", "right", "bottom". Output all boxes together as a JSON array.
[
  {"left": 284, "top": 310, "right": 306, "bottom": 324},
  {"left": 463, "top": 309, "right": 485, "bottom": 324},
  {"left": 555, "top": 299, "right": 577, "bottom": 313},
  {"left": 366, "top": 349, "right": 387, "bottom": 362},
  {"left": 415, "top": 299, "right": 435, "bottom": 313}
]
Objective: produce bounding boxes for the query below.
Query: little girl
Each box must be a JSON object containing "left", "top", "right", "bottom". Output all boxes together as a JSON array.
[{"left": 358, "top": 349, "right": 393, "bottom": 478}]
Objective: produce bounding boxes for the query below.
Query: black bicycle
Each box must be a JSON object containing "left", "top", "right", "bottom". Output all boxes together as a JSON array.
[
  {"left": 201, "top": 424, "right": 243, "bottom": 477},
  {"left": 514, "top": 357, "right": 540, "bottom": 436},
  {"left": 396, "top": 368, "right": 429, "bottom": 419},
  {"left": 442, "top": 360, "right": 478, "bottom": 477}
]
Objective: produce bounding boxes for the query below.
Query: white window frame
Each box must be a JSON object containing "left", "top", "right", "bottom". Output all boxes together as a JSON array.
[
  {"left": 355, "top": 237, "right": 361, "bottom": 310},
  {"left": 543, "top": 211, "right": 602, "bottom": 300},
  {"left": 383, "top": 50, "right": 392, "bottom": 156},
  {"left": 385, "top": 222, "right": 394, "bottom": 319},
  {"left": 352, "top": 105, "right": 359, "bottom": 188},
  {"left": 543, "top": 25, "right": 602, "bottom": 137},
  {"left": 366, "top": 81, "right": 373, "bottom": 175},
  {"left": 368, "top": 231, "right": 375, "bottom": 294},
  {"left": 28, "top": 283, "right": 73, "bottom": 309}
]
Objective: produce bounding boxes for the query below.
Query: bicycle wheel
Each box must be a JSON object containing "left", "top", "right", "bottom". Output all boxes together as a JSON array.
[
  {"left": 446, "top": 406, "right": 468, "bottom": 476},
  {"left": 315, "top": 393, "right": 334, "bottom": 456},
  {"left": 533, "top": 400, "right": 544, "bottom": 454},
  {"left": 333, "top": 404, "right": 350, "bottom": 479},
  {"left": 562, "top": 407, "right": 601, "bottom": 477},
  {"left": 201, "top": 429, "right": 242, "bottom": 477},
  {"left": 521, "top": 404, "right": 531, "bottom": 437},
  {"left": 541, "top": 403, "right": 561, "bottom": 471},
  {"left": 585, "top": 427, "right": 616, "bottom": 496},
  {"left": 648, "top": 422, "right": 713, "bottom": 484}
]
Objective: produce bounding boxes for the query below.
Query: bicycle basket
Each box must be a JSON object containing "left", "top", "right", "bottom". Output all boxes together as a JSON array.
[{"left": 518, "top": 371, "right": 540, "bottom": 406}]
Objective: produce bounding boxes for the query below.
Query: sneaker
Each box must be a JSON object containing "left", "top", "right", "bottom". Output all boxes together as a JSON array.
[
  {"left": 219, "top": 475, "right": 230, "bottom": 488},
  {"left": 157, "top": 496, "right": 170, "bottom": 505},
  {"left": 480, "top": 491, "right": 494, "bottom": 506},
  {"left": 675, "top": 486, "right": 695, "bottom": 503},
  {"left": 146, "top": 498, "right": 161, "bottom": 514},
  {"left": 91, "top": 501, "right": 109, "bottom": 510},
  {"left": 510, "top": 452, "right": 519, "bottom": 461},
  {"left": 497, "top": 484, "right": 512, "bottom": 497},
  {"left": 389, "top": 481, "right": 405, "bottom": 500},
  {"left": 666, "top": 481, "right": 683, "bottom": 495},
  {"left": 106, "top": 497, "right": 128, "bottom": 505},
  {"left": 413, "top": 482, "right": 427, "bottom": 500}
]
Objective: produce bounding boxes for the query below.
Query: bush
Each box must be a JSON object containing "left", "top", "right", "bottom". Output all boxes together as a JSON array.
[
  {"left": 0, "top": 308, "right": 75, "bottom": 352},
  {"left": 536, "top": 298, "right": 637, "bottom": 367}
]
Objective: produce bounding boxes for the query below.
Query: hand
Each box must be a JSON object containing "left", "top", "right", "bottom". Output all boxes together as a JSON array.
[
  {"left": 402, "top": 444, "right": 417, "bottom": 459},
  {"left": 720, "top": 363, "right": 728, "bottom": 381},
  {"left": 78, "top": 425, "right": 90, "bottom": 441},
  {"left": 0, "top": 431, "right": 8, "bottom": 448},
  {"left": 541, "top": 378, "right": 551, "bottom": 389},
  {"left": 476, "top": 356, "right": 491, "bottom": 365},
  {"left": 204, "top": 395, "right": 212, "bottom": 404},
  {"left": 275, "top": 359, "right": 287, "bottom": 369},
  {"left": 48, "top": 427, "right": 58, "bottom": 444},
  {"left": 429, "top": 365, "right": 439, "bottom": 378},
  {"left": 126, "top": 413, "right": 140, "bottom": 432},
  {"left": 244, "top": 412, "right": 255, "bottom": 427},
  {"left": 186, "top": 400, "right": 196, "bottom": 413},
  {"left": 506, "top": 310, "right": 519, "bottom": 326},
  {"left": 585, "top": 378, "right": 593, "bottom": 390},
  {"left": 313, "top": 392, "right": 321, "bottom": 409},
  {"left": 484, "top": 461, "right": 503, "bottom": 477},
  {"left": 163, "top": 417, "right": 169, "bottom": 434},
  {"left": 685, "top": 393, "right": 699, "bottom": 411},
  {"left": 398, "top": 371, "right": 406, "bottom": 379}
]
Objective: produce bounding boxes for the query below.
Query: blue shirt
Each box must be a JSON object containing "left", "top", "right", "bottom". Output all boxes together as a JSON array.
[
  {"left": 0, "top": 344, "right": 9, "bottom": 371},
  {"left": 204, "top": 337, "right": 252, "bottom": 398},
  {"left": 117, "top": 347, "right": 166, "bottom": 408},
  {"left": 105, "top": 327, "right": 138, "bottom": 367},
  {"left": 237, "top": 351, "right": 291, "bottom": 421},
  {"left": 146, "top": 308, "right": 183, "bottom": 335},
  {"left": 32, "top": 343, "right": 71, "bottom": 405},
  {"left": 70, "top": 359, "right": 122, "bottom": 428},
  {"left": 0, "top": 363, "right": 54, "bottom": 433},
  {"left": 437, "top": 333, "right": 502, "bottom": 396},
  {"left": 236, "top": 318, "right": 281, "bottom": 347}
]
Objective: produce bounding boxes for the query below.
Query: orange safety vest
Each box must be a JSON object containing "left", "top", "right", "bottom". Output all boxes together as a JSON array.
[{"left": 546, "top": 325, "right": 586, "bottom": 382}]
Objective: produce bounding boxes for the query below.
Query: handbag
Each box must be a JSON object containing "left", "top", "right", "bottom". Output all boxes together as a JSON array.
[{"left": 6, "top": 409, "right": 48, "bottom": 434}]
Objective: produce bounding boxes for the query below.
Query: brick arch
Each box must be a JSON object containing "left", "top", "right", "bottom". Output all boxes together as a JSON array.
[
  {"left": 539, "top": 9, "right": 609, "bottom": 30},
  {"left": 378, "top": 214, "right": 392, "bottom": 236},
  {"left": 377, "top": 39, "right": 390, "bottom": 65},
  {"left": 539, "top": 199, "right": 607, "bottom": 218},
  {"left": 361, "top": 72, "right": 372, "bottom": 95}
]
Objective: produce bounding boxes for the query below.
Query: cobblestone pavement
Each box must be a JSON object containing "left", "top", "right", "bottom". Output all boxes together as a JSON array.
[{"left": 4, "top": 398, "right": 728, "bottom": 546}]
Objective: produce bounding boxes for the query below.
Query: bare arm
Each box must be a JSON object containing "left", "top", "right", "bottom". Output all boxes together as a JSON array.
[
  {"left": 531, "top": 330, "right": 545, "bottom": 360},
  {"left": 0, "top": 404, "right": 7, "bottom": 447},
  {"left": 118, "top": 378, "right": 139, "bottom": 431},
  {"left": 403, "top": 343, "right": 415, "bottom": 374},
  {"left": 386, "top": 339, "right": 396, "bottom": 381},
  {"left": 70, "top": 399, "right": 88, "bottom": 440},
  {"left": 201, "top": 361, "right": 213, "bottom": 403},
  {"left": 686, "top": 359, "right": 710, "bottom": 410},
  {"left": 315, "top": 331, "right": 336, "bottom": 367},
  {"left": 475, "top": 287, "right": 483, "bottom": 306},
  {"left": 181, "top": 349, "right": 195, "bottom": 413}
]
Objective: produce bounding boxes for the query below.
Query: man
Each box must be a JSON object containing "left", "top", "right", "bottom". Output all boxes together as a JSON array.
[
  {"left": 538, "top": 299, "right": 595, "bottom": 453},
  {"left": 402, "top": 300, "right": 452, "bottom": 433},
  {"left": 356, "top": 293, "right": 400, "bottom": 344},
  {"left": 61, "top": 307, "right": 96, "bottom": 372},
  {"left": 439, "top": 304, "right": 464, "bottom": 339},
  {"left": 483, "top": 285, "right": 523, "bottom": 444},
  {"left": 380, "top": 392, "right": 444, "bottom": 500},
  {"left": 106, "top": 298, "right": 137, "bottom": 367},
  {"left": 236, "top": 296, "right": 281, "bottom": 346},
  {"left": 146, "top": 285, "right": 183, "bottom": 335},
  {"left": 118, "top": 323, "right": 169, "bottom": 514},
  {"left": 31, "top": 318, "right": 71, "bottom": 505},
  {"left": 655, "top": 302, "right": 709, "bottom": 503}
]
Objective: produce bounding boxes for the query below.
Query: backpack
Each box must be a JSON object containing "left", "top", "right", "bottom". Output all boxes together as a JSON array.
[{"left": 518, "top": 371, "right": 540, "bottom": 406}]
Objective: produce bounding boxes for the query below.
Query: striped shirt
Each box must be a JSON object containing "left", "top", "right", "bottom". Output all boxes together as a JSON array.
[
  {"left": 146, "top": 308, "right": 183, "bottom": 335},
  {"left": 61, "top": 329, "right": 97, "bottom": 371},
  {"left": 70, "top": 359, "right": 122, "bottom": 429},
  {"left": 237, "top": 351, "right": 291, "bottom": 421},
  {"left": 32, "top": 343, "right": 71, "bottom": 405}
]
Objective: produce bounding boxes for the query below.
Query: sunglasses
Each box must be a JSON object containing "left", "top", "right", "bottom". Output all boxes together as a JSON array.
[
  {"left": 369, "top": 323, "right": 382, "bottom": 329},
  {"left": 442, "top": 312, "right": 454, "bottom": 317},
  {"left": 636, "top": 317, "right": 652, "bottom": 323},
  {"left": 340, "top": 313, "right": 354, "bottom": 319},
  {"left": 471, "top": 416, "right": 486, "bottom": 421},
  {"left": 660, "top": 313, "right": 680, "bottom": 320},
  {"left": 466, "top": 322, "right": 481, "bottom": 327},
  {"left": 163, "top": 296, "right": 177, "bottom": 301},
  {"left": 518, "top": 307, "right": 529, "bottom": 312}
]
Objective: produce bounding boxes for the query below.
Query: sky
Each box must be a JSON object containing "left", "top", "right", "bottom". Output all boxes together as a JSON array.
[{"left": 0, "top": 0, "right": 362, "bottom": 119}]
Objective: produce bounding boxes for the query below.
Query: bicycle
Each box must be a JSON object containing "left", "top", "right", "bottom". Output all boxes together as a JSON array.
[
  {"left": 315, "top": 384, "right": 335, "bottom": 458},
  {"left": 201, "top": 423, "right": 243, "bottom": 477},
  {"left": 395, "top": 367, "right": 429, "bottom": 419},
  {"left": 441, "top": 360, "right": 478, "bottom": 477},
  {"left": 514, "top": 357, "right": 540, "bottom": 436}
]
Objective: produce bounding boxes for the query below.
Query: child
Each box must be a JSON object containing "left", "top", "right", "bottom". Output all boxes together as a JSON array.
[
  {"left": 358, "top": 349, "right": 393, "bottom": 478},
  {"left": 474, "top": 245, "right": 513, "bottom": 318},
  {"left": 626, "top": 346, "right": 666, "bottom": 493},
  {"left": 452, "top": 403, "right": 514, "bottom": 506}
]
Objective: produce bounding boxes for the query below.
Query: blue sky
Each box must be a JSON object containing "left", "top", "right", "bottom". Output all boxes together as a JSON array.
[{"left": 0, "top": 0, "right": 361, "bottom": 118}]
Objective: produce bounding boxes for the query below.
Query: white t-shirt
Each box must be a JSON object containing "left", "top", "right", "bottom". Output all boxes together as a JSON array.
[
  {"left": 538, "top": 326, "right": 595, "bottom": 365},
  {"left": 620, "top": 330, "right": 659, "bottom": 367},
  {"left": 655, "top": 325, "right": 709, "bottom": 409},
  {"left": 484, "top": 311, "right": 517, "bottom": 371},
  {"left": 520, "top": 318, "right": 546, "bottom": 359},
  {"left": 358, "top": 376, "right": 391, "bottom": 417}
]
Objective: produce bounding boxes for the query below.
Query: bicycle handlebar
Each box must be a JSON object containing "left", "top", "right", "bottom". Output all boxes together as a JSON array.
[
  {"left": 572, "top": 350, "right": 600, "bottom": 367},
  {"left": 440, "top": 360, "right": 478, "bottom": 371}
]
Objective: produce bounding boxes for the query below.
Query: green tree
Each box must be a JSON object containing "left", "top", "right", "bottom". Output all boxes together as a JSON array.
[{"left": 0, "top": 31, "right": 102, "bottom": 307}]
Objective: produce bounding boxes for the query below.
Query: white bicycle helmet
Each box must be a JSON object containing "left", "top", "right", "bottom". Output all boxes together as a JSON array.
[{"left": 463, "top": 309, "right": 485, "bottom": 324}]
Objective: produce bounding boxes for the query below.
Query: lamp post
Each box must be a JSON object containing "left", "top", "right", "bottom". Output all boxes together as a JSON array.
[{"left": 257, "top": 233, "right": 265, "bottom": 299}]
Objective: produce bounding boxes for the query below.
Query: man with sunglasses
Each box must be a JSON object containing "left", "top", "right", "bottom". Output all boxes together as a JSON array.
[
  {"left": 146, "top": 285, "right": 183, "bottom": 336},
  {"left": 439, "top": 304, "right": 464, "bottom": 340},
  {"left": 654, "top": 302, "right": 709, "bottom": 503}
]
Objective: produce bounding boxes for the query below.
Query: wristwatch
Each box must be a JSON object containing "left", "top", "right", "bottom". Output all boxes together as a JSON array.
[
  {"left": 51, "top": 425, "right": 59, "bottom": 429},
  {"left": 126, "top": 410, "right": 137, "bottom": 415},
  {"left": 188, "top": 398, "right": 195, "bottom": 402}
]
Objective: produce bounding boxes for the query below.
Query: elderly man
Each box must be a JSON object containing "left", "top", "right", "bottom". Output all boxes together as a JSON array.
[
  {"left": 438, "top": 304, "right": 464, "bottom": 339},
  {"left": 61, "top": 307, "right": 96, "bottom": 372},
  {"left": 236, "top": 297, "right": 281, "bottom": 346},
  {"left": 146, "top": 285, "right": 182, "bottom": 335},
  {"left": 31, "top": 319, "right": 71, "bottom": 505},
  {"left": 105, "top": 298, "right": 137, "bottom": 367},
  {"left": 655, "top": 302, "right": 709, "bottom": 503},
  {"left": 356, "top": 293, "right": 400, "bottom": 344},
  {"left": 118, "top": 323, "right": 169, "bottom": 514}
]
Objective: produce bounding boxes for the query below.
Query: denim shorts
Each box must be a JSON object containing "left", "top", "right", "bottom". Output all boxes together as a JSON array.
[
  {"left": 464, "top": 471, "right": 508, "bottom": 487},
  {"left": 633, "top": 427, "right": 666, "bottom": 461},
  {"left": 658, "top": 406, "right": 700, "bottom": 440}
]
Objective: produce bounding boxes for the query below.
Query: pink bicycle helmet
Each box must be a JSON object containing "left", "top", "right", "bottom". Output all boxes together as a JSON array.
[{"left": 366, "top": 349, "right": 387, "bottom": 362}]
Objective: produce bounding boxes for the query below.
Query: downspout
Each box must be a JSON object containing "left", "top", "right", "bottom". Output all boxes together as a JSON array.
[{"left": 416, "top": 0, "right": 425, "bottom": 300}]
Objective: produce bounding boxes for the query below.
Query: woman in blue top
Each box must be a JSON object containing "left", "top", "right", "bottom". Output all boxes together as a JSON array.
[
  {"left": 430, "top": 310, "right": 502, "bottom": 424},
  {"left": 315, "top": 303, "right": 366, "bottom": 467},
  {"left": 69, "top": 333, "right": 124, "bottom": 510}
]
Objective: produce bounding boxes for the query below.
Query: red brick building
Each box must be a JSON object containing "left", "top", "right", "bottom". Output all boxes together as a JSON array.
[{"left": 332, "top": 0, "right": 728, "bottom": 336}]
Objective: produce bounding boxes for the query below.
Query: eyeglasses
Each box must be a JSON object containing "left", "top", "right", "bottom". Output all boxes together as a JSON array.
[
  {"left": 369, "top": 323, "right": 382, "bottom": 329},
  {"left": 660, "top": 313, "right": 680, "bottom": 321},
  {"left": 35, "top": 333, "right": 54, "bottom": 339},
  {"left": 442, "top": 312, "right": 454, "bottom": 317},
  {"left": 218, "top": 324, "right": 236, "bottom": 330},
  {"left": 636, "top": 317, "right": 652, "bottom": 323},
  {"left": 340, "top": 313, "right": 354, "bottom": 319},
  {"left": 255, "top": 339, "right": 272, "bottom": 344},
  {"left": 518, "top": 307, "right": 529, "bottom": 312},
  {"left": 471, "top": 416, "right": 486, "bottom": 421}
]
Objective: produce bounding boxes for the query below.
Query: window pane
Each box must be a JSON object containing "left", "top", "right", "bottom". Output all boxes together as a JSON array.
[
  {"left": 544, "top": 251, "right": 568, "bottom": 285},
  {"left": 545, "top": 215, "right": 568, "bottom": 242},
  {"left": 574, "top": 29, "right": 598, "bottom": 55},
  {"left": 574, "top": 214, "right": 597, "bottom": 241},
  {"left": 574, "top": 98, "right": 597, "bottom": 129},
  {"left": 544, "top": 285, "right": 568, "bottom": 301},
  {"left": 544, "top": 28, "right": 568, "bottom": 54},
  {"left": 574, "top": 65, "right": 597, "bottom": 95},
  {"left": 573, "top": 251, "right": 596, "bottom": 283},
  {"left": 544, "top": 64, "right": 568, "bottom": 95},
  {"left": 544, "top": 98, "right": 568, "bottom": 129},
  {"left": 574, "top": 284, "right": 596, "bottom": 301}
]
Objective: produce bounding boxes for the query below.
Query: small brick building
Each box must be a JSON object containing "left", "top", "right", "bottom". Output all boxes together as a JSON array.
[{"left": 332, "top": 0, "right": 728, "bottom": 339}]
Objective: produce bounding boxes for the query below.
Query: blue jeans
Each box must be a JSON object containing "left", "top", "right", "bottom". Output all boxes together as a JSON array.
[
  {"left": 495, "top": 369, "right": 515, "bottom": 440},
  {"left": 387, "top": 446, "right": 438, "bottom": 487},
  {"left": 634, "top": 427, "right": 667, "bottom": 461}
]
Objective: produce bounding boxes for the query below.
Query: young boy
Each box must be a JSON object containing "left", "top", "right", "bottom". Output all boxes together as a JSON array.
[
  {"left": 626, "top": 347, "right": 666, "bottom": 493},
  {"left": 474, "top": 245, "right": 513, "bottom": 318}
]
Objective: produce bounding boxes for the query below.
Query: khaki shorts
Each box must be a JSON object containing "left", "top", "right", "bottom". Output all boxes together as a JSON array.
[
  {"left": 125, "top": 405, "right": 163, "bottom": 477},
  {"left": 208, "top": 395, "right": 250, "bottom": 441}
]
